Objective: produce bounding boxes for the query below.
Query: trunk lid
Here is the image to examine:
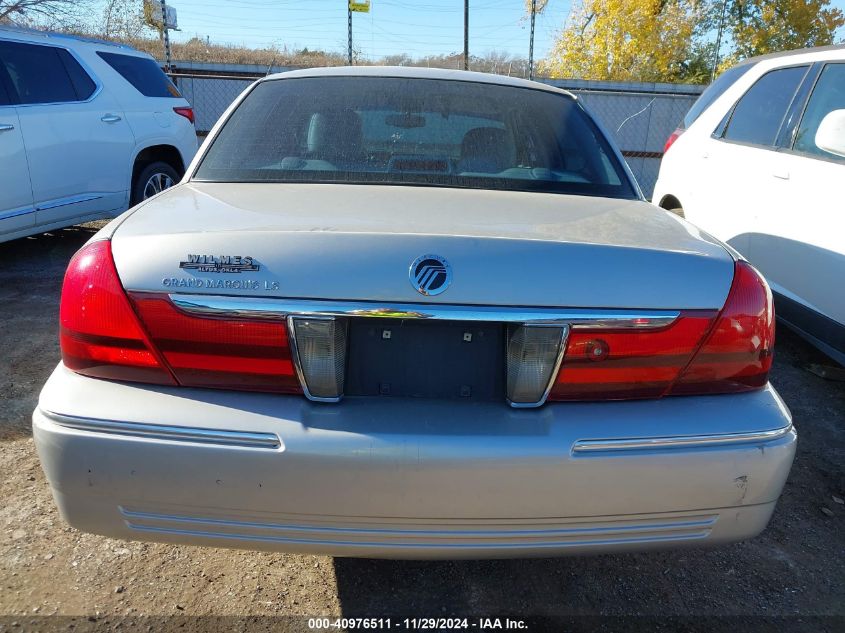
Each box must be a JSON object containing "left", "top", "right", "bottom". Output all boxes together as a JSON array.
[{"left": 112, "top": 182, "right": 734, "bottom": 310}]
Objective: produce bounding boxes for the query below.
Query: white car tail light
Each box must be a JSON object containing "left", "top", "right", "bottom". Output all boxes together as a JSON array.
[
  {"left": 663, "top": 127, "right": 683, "bottom": 154},
  {"left": 288, "top": 317, "right": 348, "bottom": 401},
  {"left": 173, "top": 107, "right": 194, "bottom": 124}
]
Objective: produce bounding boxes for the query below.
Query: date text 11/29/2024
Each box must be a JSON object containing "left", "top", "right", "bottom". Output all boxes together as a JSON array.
[{"left": 307, "top": 618, "right": 528, "bottom": 630}]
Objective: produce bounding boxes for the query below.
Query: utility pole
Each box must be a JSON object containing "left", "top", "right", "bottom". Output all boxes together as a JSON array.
[
  {"left": 348, "top": 3, "right": 353, "bottom": 65},
  {"left": 528, "top": 0, "right": 536, "bottom": 80},
  {"left": 160, "top": 0, "right": 171, "bottom": 72},
  {"left": 711, "top": 0, "right": 729, "bottom": 82},
  {"left": 463, "top": 0, "right": 469, "bottom": 70},
  {"left": 347, "top": 1, "right": 370, "bottom": 64}
]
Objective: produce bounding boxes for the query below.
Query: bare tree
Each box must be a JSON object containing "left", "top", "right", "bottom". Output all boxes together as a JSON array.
[
  {"left": 101, "top": 0, "right": 146, "bottom": 38},
  {"left": 1, "top": 0, "right": 90, "bottom": 27}
]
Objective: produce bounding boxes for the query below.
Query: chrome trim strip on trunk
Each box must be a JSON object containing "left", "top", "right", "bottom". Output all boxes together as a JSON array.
[
  {"left": 572, "top": 425, "right": 794, "bottom": 453},
  {"left": 41, "top": 410, "right": 281, "bottom": 449},
  {"left": 168, "top": 294, "right": 681, "bottom": 330}
]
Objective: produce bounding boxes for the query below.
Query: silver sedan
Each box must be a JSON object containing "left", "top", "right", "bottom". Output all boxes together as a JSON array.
[{"left": 34, "top": 67, "right": 795, "bottom": 559}]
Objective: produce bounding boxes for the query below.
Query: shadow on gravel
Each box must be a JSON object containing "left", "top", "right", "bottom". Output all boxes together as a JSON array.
[
  {"left": 0, "top": 224, "right": 100, "bottom": 263},
  {"left": 329, "top": 549, "right": 796, "bottom": 619},
  {"left": 0, "top": 225, "right": 102, "bottom": 442},
  {"left": 332, "top": 329, "right": 845, "bottom": 620}
]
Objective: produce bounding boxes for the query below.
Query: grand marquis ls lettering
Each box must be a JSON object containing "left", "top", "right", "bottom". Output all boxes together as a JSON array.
[{"left": 34, "top": 68, "right": 795, "bottom": 559}]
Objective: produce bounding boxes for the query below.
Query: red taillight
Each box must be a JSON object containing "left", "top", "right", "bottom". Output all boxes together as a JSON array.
[
  {"left": 173, "top": 106, "right": 194, "bottom": 124},
  {"left": 60, "top": 240, "right": 300, "bottom": 394},
  {"left": 669, "top": 261, "right": 774, "bottom": 395},
  {"left": 663, "top": 127, "right": 683, "bottom": 154},
  {"left": 548, "top": 313, "right": 717, "bottom": 401},
  {"left": 548, "top": 260, "right": 774, "bottom": 402},
  {"left": 130, "top": 295, "right": 301, "bottom": 394},
  {"left": 61, "top": 243, "right": 772, "bottom": 403},
  {"left": 60, "top": 240, "right": 175, "bottom": 385}
]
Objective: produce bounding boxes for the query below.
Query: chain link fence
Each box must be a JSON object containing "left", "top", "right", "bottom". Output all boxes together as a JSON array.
[
  {"left": 171, "top": 65, "right": 703, "bottom": 199},
  {"left": 172, "top": 73, "right": 257, "bottom": 135},
  {"left": 561, "top": 88, "right": 702, "bottom": 196}
]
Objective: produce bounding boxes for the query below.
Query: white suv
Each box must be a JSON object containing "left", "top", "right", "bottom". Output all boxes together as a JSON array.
[
  {"left": 653, "top": 45, "right": 845, "bottom": 365},
  {"left": 0, "top": 26, "right": 197, "bottom": 243}
]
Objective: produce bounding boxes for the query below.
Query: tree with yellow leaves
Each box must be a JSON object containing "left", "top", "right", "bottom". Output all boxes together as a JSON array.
[
  {"left": 541, "top": 0, "right": 844, "bottom": 83},
  {"left": 728, "top": 0, "right": 844, "bottom": 59},
  {"left": 540, "top": 0, "right": 710, "bottom": 82}
]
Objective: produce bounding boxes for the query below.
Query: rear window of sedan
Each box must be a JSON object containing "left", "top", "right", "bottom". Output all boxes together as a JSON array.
[{"left": 194, "top": 76, "right": 637, "bottom": 199}]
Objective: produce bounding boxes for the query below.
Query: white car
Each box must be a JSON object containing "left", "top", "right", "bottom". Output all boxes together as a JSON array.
[
  {"left": 653, "top": 45, "right": 845, "bottom": 365},
  {"left": 34, "top": 68, "right": 795, "bottom": 559},
  {"left": 0, "top": 26, "right": 197, "bottom": 243}
]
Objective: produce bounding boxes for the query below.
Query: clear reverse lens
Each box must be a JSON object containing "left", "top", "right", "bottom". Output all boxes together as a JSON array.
[
  {"left": 506, "top": 324, "right": 568, "bottom": 407},
  {"left": 289, "top": 317, "right": 348, "bottom": 401}
]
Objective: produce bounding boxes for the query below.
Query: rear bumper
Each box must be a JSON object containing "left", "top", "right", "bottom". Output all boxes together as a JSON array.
[{"left": 34, "top": 365, "right": 796, "bottom": 559}]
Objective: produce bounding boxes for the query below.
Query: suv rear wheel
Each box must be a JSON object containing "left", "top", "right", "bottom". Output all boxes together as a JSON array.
[
  {"left": 132, "top": 161, "right": 180, "bottom": 204},
  {"left": 658, "top": 195, "right": 685, "bottom": 218}
]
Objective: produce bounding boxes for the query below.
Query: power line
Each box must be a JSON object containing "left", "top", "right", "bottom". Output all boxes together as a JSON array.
[{"left": 169, "top": 0, "right": 563, "bottom": 62}]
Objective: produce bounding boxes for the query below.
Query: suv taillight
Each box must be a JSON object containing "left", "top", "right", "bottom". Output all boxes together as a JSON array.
[
  {"left": 548, "top": 261, "right": 774, "bottom": 401},
  {"left": 173, "top": 107, "right": 194, "bottom": 124},
  {"left": 663, "top": 127, "right": 683, "bottom": 154},
  {"left": 60, "top": 240, "right": 301, "bottom": 394}
]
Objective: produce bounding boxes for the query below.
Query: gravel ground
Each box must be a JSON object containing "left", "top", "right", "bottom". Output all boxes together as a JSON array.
[{"left": 0, "top": 224, "right": 843, "bottom": 631}]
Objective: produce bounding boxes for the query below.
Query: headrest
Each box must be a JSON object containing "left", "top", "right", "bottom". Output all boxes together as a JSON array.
[
  {"left": 458, "top": 127, "right": 515, "bottom": 174},
  {"left": 307, "top": 110, "right": 364, "bottom": 161}
]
